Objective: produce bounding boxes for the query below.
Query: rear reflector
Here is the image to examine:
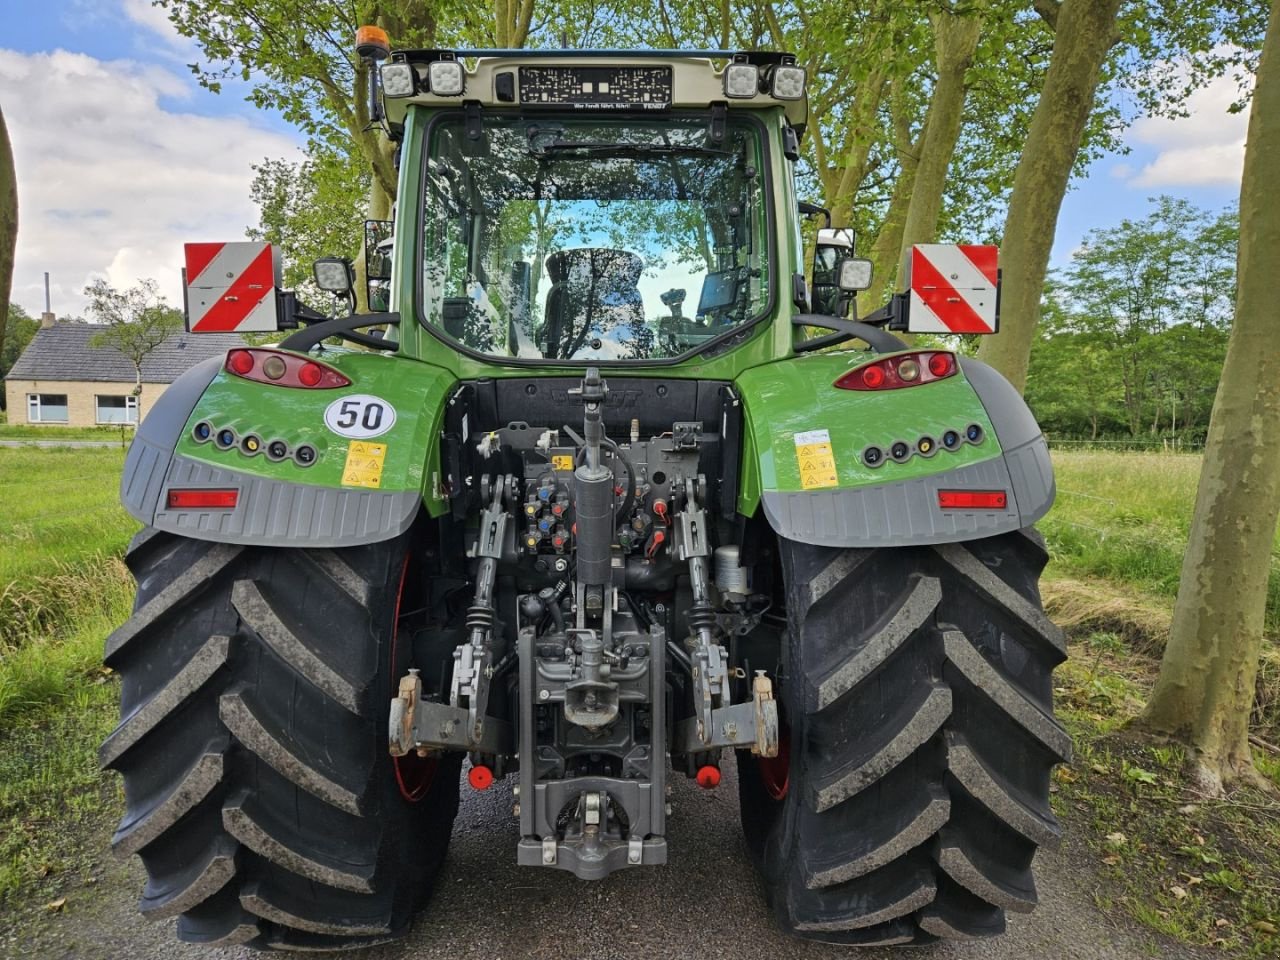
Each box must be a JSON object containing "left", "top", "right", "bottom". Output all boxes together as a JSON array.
[
  {"left": 938, "top": 490, "right": 1008, "bottom": 510},
  {"left": 167, "top": 488, "right": 239, "bottom": 509}
]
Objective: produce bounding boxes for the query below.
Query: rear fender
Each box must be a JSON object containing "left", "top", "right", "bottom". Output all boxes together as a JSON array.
[
  {"left": 734, "top": 352, "right": 1053, "bottom": 547},
  {"left": 120, "top": 348, "right": 456, "bottom": 547}
]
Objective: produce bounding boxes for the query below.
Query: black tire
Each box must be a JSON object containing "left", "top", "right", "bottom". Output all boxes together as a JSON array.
[
  {"left": 738, "top": 529, "right": 1070, "bottom": 945},
  {"left": 101, "top": 527, "right": 461, "bottom": 951}
]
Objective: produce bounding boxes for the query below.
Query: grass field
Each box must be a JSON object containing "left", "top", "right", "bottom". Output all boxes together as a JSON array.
[
  {"left": 0, "top": 447, "right": 136, "bottom": 721},
  {"left": 0, "top": 423, "right": 135, "bottom": 443},
  {"left": 1044, "top": 451, "right": 1280, "bottom": 633}
]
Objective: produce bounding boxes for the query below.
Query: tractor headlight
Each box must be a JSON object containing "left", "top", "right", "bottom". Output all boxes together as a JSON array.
[
  {"left": 723, "top": 63, "right": 759, "bottom": 98},
  {"left": 428, "top": 60, "right": 465, "bottom": 96},
  {"left": 380, "top": 63, "right": 416, "bottom": 98},
  {"left": 770, "top": 65, "right": 806, "bottom": 101}
]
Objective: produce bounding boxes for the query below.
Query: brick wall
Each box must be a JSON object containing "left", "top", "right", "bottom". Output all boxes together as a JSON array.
[{"left": 3, "top": 379, "right": 172, "bottom": 427}]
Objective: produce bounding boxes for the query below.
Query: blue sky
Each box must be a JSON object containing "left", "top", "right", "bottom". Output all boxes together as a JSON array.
[{"left": 2, "top": 0, "right": 1248, "bottom": 317}]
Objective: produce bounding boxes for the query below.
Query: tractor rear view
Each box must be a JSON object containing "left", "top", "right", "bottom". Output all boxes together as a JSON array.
[{"left": 101, "top": 38, "right": 1068, "bottom": 951}]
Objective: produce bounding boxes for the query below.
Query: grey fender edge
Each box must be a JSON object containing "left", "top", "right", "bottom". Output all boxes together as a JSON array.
[
  {"left": 121, "top": 356, "right": 224, "bottom": 523},
  {"left": 762, "top": 359, "right": 1054, "bottom": 548},
  {"left": 121, "top": 357, "right": 418, "bottom": 548}
]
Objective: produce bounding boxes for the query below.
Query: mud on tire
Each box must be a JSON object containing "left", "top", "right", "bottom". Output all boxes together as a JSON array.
[
  {"left": 101, "top": 528, "right": 460, "bottom": 951},
  {"left": 738, "top": 529, "right": 1070, "bottom": 945}
]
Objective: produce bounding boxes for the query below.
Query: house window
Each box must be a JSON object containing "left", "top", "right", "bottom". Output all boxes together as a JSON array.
[
  {"left": 96, "top": 395, "right": 138, "bottom": 424},
  {"left": 27, "top": 393, "right": 69, "bottom": 423}
]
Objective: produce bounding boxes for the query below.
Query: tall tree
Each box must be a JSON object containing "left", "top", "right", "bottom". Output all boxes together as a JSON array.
[
  {"left": 976, "top": 0, "right": 1123, "bottom": 391},
  {"left": 85, "top": 279, "right": 183, "bottom": 423},
  {"left": 1140, "top": 0, "right": 1280, "bottom": 796},
  {"left": 892, "top": 3, "right": 985, "bottom": 282},
  {"left": 0, "top": 103, "right": 16, "bottom": 374}
]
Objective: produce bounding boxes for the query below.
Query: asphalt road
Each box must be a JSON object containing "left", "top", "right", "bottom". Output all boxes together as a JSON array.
[{"left": 8, "top": 762, "right": 1208, "bottom": 960}]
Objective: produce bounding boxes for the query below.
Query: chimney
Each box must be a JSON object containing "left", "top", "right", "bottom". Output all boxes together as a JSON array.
[{"left": 41, "top": 274, "right": 55, "bottom": 327}]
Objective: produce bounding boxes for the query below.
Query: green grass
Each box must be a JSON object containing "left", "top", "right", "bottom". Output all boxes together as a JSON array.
[
  {"left": 0, "top": 447, "right": 137, "bottom": 721},
  {"left": 1044, "top": 450, "right": 1280, "bottom": 634},
  {"left": 0, "top": 687, "right": 121, "bottom": 904},
  {"left": 0, "top": 423, "right": 135, "bottom": 443},
  {"left": 0, "top": 448, "right": 134, "bottom": 905},
  {"left": 1055, "top": 638, "right": 1280, "bottom": 958}
]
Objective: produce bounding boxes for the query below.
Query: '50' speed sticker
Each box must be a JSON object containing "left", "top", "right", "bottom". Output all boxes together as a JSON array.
[{"left": 324, "top": 394, "right": 397, "bottom": 439}]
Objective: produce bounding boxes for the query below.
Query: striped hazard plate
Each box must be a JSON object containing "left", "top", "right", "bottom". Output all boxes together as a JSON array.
[
  {"left": 907, "top": 244, "right": 999, "bottom": 334},
  {"left": 184, "top": 242, "right": 280, "bottom": 333}
]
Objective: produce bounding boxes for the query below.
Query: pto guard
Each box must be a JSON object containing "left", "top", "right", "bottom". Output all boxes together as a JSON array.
[
  {"left": 736, "top": 353, "right": 1053, "bottom": 548},
  {"left": 120, "top": 348, "right": 454, "bottom": 548}
]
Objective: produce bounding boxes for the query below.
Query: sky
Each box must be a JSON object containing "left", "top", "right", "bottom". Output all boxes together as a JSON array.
[{"left": 1, "top": 0, "right": 1251, "bottom": 319}]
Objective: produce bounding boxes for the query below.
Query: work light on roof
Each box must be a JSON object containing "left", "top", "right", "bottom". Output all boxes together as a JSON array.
[
  {"left": 723, "top": 62, "right": 759, "bottom": 98},
  {"left": 428, "top": 60, "right": 465, "bottom": 96},
  {"left": 770, "top": 64, "right": 805, "bottom": 100},
  {"left": 380, "top": 63, "right": 416, "bottom": 97}
]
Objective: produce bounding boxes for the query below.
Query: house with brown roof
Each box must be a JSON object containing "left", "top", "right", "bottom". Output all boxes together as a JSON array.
[{"left": 3, "top": 321, "right": 243, "bottom": 427}]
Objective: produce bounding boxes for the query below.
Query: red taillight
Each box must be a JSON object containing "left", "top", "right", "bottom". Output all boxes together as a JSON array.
[
  {"left": 696, "top": 765, "right": 721, "bottom": 789},
  {"left": 167, "top": 488, "right": 239, "bottom": 509},
  {"left": 467, "top": 764, "right": 494, "bottom": 790},
  {"left": 227, "top": 349, "right": 254, "bottom": 375},
  {"left": 223, "top": 349, "right": 350, "bottom": 388},
  {"left": 938, "top": 490, "right": 1008, "bottom": 510},
  {"left": 298, "top": 362, "right": 323, "bottom": 387},
  {"left": 928, "top": 352, "right": 955, "bottom": 378},
  {"left": 835, "top": 351, "right": 959, "bottom": 391}
]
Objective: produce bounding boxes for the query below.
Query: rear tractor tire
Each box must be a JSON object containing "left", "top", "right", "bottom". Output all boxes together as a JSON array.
[
  {"left": 100, "top": 528, "right": 460, "bottom": 951},
  {"left": 738, "top": 529, "right": 1070, "bottom": 945}
]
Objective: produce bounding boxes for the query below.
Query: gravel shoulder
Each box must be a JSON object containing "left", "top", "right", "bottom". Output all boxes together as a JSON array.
[{"left": 2, "top": 762, "right": 1208, "bottom": 960}]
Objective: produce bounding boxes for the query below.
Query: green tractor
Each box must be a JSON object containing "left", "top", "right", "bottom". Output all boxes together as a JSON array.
[{"left": 102, "top": 40, "right": 1069, "bottom": 951}]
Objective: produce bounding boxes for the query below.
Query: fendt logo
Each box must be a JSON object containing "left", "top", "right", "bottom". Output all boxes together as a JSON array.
[{"left": 548, "top": 388, "right": 644, "bottom": 408}]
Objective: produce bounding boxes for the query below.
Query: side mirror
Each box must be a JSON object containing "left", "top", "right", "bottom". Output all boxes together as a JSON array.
[
  {"left": 313, "top": 256, "right": 355, "bottom": 294},
  {"left": 364, "top": 220, "right": 394, "bottom": 313},
  {"left": 837, "top": 257, "right": 873, "bottom": 292},
  {"left": 812, "top": 227, "right": 854, "bottom": 316}
]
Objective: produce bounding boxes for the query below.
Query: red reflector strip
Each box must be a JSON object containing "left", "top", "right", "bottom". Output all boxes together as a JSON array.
[
  {"left": 167, "top": 488, "right": 239, "bottom": 509},
  {"left": 938, "top": 490, "right": 1008, "bottom": 510}
]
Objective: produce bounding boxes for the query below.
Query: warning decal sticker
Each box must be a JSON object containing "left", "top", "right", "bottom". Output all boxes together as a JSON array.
[
  {"left": 342, "top": 440, "right": 387, "bottom": 489},
  {"left": 551, "top": 454, "right": 574, "bottom": 471},
  {"left": 794, "top": 429, "right": 839, "bottom": 490}
]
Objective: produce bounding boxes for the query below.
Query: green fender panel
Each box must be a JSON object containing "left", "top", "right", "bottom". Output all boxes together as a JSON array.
[
  {"left": 120, "top": 347, "right": 456, "bottom": 547},
  {"left": 733, "top": 351, "right": 1055, "bottom": 547}
]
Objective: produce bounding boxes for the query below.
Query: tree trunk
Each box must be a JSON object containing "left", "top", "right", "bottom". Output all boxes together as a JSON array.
[
  {"left": 354, "top": 149, "right": 396, "bottom": 315},
  {"left": 1140, "top": 0, "right": 1280, "bottom": 796},
  {"left": 863, "top": 85, "right": 923, "bottom": 309},
  {"left": 892, "top": 7, "right": 984, "bottom": 287},
  {"left": 976, "top": 0, "right": 1122, "bottom": 392},
  {"left": 0, "top": 103, "right": 16, "bottom": 368}
]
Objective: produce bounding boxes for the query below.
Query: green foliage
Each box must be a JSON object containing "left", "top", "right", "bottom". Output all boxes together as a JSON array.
[
  {"left": 1026, "top": 197, "right": 1236, "bottom": 441},
  {"left": 83, "top": 279, "right": 183, "bottom": 397},
  {"left": 1, "top": 304, "right": 38, "bottom": 406},
  {"left": 247, "top": 148, "right": 370, "bottom": 301}
]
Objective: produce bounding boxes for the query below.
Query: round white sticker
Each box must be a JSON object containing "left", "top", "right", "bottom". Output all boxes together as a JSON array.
[{"left": 324, "top": 394, "right": 397, "bottom": 439}]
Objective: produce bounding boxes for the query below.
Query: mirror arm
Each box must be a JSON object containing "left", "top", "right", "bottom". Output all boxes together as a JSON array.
[
  {"left": 280, "top": 312, "right": 401, "bottom": 353},
  {"left": 791, "top": 314, "right": 909, "bottom": 354}
]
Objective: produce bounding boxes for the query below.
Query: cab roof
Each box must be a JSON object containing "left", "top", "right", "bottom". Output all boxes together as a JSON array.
[{"left": 381, "top": 49, "right": 808, "bottom": 129}]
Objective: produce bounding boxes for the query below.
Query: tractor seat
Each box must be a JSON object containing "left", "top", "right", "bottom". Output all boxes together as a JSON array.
[{"left": 543, "top": 248, "right": 645, "bottom": 358}]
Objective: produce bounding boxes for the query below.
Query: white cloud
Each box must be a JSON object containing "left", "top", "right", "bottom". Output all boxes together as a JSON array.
[
  {"left": 2, "top": 48, "right": 299, "bottom": 318},
  {"left": 1126, "top": 71, "right": 1252, "bottom": 188},
  {"left": 119, "top": 0, "right": 191, "bottom": 52}
]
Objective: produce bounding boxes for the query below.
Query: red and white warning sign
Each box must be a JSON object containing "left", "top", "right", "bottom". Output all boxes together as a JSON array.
[
  {"left": 907, "top": 244, "right": 999, "bottom": 334},
  {"left": 184, "top": 242, "right": 280, "bottom": 333}
]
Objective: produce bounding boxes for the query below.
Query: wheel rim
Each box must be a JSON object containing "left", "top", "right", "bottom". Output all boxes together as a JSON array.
[
  {"left": 758, "top": 721, "right": 791, "bottom": 800},
  {"left": 391, "top": 553, "right": 437, "bottom": 802}
]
